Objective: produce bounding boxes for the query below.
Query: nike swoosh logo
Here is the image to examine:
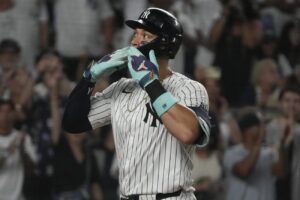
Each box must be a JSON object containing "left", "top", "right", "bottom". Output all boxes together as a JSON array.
[{"left": 122, "top": 87, "right": 132, "bottom": 94}]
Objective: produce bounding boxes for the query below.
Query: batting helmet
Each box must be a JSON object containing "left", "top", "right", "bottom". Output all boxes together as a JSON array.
[{"left": 125, "top": 7, "right": 183, "bottom": 59}]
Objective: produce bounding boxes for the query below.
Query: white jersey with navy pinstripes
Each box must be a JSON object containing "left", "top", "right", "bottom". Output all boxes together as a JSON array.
[{"left": 88, "top": 72, "right": 210, "bottom": 199}]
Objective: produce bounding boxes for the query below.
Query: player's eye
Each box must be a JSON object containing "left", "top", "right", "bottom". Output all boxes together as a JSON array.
[
  {"left": 143, "top": 33, "right": 150, "bottom": 39},
  {"left": 132, "top": 32, "right": 138, "bottom": 39},
  {"left": 143, "top": 32, "right": 155, "bottom": 41}
]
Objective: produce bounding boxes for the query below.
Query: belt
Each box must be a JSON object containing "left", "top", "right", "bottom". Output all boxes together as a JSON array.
[{"left": 120, "top": 189, "right": 182, "bottom": 200}]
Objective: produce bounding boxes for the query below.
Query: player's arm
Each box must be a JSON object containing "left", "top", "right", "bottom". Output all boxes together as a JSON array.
[
  {"left": 160, "top": 103, "right": 202, "bottom": 144},
  {"left": 145, "top": 80, "right": 210, "bottom": 145},
  {"left": 62, "top": 78, "right": 95, "bottom": 133},
  {"left": 62, "top": 47, "right": 129, "bottom": 133},
  {"left": 161, "top": 98, "right": 209, "bottom": 145}
]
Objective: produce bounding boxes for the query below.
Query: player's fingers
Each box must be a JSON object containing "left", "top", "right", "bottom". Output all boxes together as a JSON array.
[
  {"left": 127, "top": 55, "right": 135, "bottom": 76},
  {"left": 111, "top": 51, "right": 128, "bottom": 61},
  {"left": 109, "top": 47, "right": 130, "bottom": 60},
  {"left": 108, "top": 60, "right": 126, "bottom": 68},
  {"left": 128, "top": 46, "right": 144, "bottom": 57},
  {"left": 114, "top": 46, "right": 130, "bottom": 53},
  {"left": 92, "top": 60, "right": 125, "bottom": 72},
  {"left": 127, "top": 55, "right": 132, "bottom": 67}
]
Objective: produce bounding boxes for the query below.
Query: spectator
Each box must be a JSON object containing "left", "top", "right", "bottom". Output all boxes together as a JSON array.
[
  {"left": 249, "top": 58, "right": 281, "bottom": 120},
  {"left": 24, "top": 50, "right": 75, "bottom": 199},
  {"left": 170, "top": 0, "right": 222, "bottom": 77},
  {"left": 278, "top": 20, "right": 300, "bottom": 70},
  {"left": 0, "top": 39, "right": 22, "bottom": 98},
  {"left": 223, "top": 109, "right": 286, "bottom": 200},
  {"left": 265, "top": 86, "right": 300, "bottom": 148},
  {"left": 0, "top": 99, "right": 37, "bottom": 200},
  {"left": 191, "top": 113, "right": 224, "bottom": 200},
  {"left": 198, "top": 67, "right": 227, "bottom": 119},
  {"left": 52, "top": 133, "right": 100, "bottom": 200},
  {"left": 259, "top": 1, "right": 290, "bottom": 38},
  {"left": 0, "top": 0, "right": 49, "bottom": 71},
  {"left": 287, "top": 65, "right": 300, "bottom": 87},
  {"left": 45, "top": 56, "right": 101, "bottom": 199},
  {"left": 198, "top": 66, "right": 241, "bottom": 149},
  {"left": 210, "top": 3, "right": 263, "bottom": 107},
  {"left": 0, "top": 39, "right": 35, "bottom": 127},
  {"left": 256, "top": 32, "right": 293, "bottom": 82},
  {"left": 53, "top": 0, "right": 115, "bottom": 81},
  {"left": 265, "top": 86, "right": 300, "bottom": 200}
]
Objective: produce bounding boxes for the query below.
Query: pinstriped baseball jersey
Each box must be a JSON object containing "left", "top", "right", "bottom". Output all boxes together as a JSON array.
[{"left": 88, "top": 72, "right": 210, "bottom": 199}]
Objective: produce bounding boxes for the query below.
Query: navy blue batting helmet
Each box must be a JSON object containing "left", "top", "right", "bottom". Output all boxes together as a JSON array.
[{"left": 125, "top": 7, "right": 183, "bottom": 59}]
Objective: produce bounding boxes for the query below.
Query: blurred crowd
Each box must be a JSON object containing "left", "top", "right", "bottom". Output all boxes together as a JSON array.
[{"left": 0, "top": 0, "right": 300, "bottom": 200}]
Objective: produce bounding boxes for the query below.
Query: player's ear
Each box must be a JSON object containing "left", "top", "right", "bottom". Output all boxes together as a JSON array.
[{"left": 149, "top": 50, "right": 158, "bottom": 67}]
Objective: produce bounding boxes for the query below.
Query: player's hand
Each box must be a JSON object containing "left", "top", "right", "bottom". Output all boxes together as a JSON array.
[
  {"left": 83, "top": 47, "right": 129, "bottom": 82},
  {"left": 127, "top": 47, "right": 159, "bottom": 88}
]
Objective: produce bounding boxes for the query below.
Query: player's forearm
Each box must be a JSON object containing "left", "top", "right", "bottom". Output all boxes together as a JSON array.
[
  {"left": 161, "top": 104, "right": 200, "bottom": 144},
  {"left": 144, "top": 80, "right": 202, "bottom": 144}
]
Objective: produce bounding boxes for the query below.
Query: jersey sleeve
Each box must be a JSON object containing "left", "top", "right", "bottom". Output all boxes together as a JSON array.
[
  {"left": 88, "top": 81, "right": 118, "bottom": 129},
  {"left": 176, "top": 80, "right": 210, "bottom": 147}
]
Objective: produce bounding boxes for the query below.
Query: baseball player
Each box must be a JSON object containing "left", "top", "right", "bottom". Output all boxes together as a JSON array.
[{"left": 62, "top": 7, "right": 210, "bottom": 200}]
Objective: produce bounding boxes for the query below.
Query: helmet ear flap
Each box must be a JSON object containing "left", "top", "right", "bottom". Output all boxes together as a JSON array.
[
  {"left": 137, "top": 34, "right": 183, "bottom": 59},
  {"left": 159, "top": 35, "right": 182, "bottom": 59}
]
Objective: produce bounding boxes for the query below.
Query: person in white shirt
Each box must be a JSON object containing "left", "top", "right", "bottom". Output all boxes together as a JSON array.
[
  {"left": 53, "top": 0, "right": 115, "bottom": 81},
  {"left": 224, "top": 109, "right": 286, "bottom": 200},
  {"left": 0, "top": 99, "right": 37, "bottom": 200}
]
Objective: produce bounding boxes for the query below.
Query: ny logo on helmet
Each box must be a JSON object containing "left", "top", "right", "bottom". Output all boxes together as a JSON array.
[{"left": 140, "top": 10, "right": 151, "bottom": 19}]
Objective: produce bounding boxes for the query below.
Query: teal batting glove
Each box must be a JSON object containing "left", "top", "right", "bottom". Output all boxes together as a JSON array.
[
  {"left": 83, "top": 47, "right": 129, "bottom": 82},
  {"left": 127, "top": 47, "right": 159, "bottom": 88}
]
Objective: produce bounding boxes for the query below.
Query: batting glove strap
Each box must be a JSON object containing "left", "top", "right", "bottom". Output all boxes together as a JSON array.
[
  {"left": 153, "top": 92, "right": 177, "bottom": 117},
  {"left": 139, "top": 72, "right": 156, "bottom": 88},
  {"left": 83, "top": 66, "right": 96, "bottom": 83},
  {"left": 145, "top": 79, "right": 177, "bottom": 117}
]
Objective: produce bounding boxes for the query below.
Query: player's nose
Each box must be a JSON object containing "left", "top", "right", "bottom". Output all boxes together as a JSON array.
[{"left": 131, "top": 36, "right": 143, "bottom": 48}]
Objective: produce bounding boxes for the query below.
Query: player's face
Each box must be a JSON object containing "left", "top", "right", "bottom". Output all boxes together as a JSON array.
[{"left": 130, "top": 28, "right": 157, "bottom": 48}]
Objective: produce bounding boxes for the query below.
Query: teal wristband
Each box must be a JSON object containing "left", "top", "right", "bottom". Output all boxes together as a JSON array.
[{"left": 152, "top": 92, "right": 177, "bottom": 117}]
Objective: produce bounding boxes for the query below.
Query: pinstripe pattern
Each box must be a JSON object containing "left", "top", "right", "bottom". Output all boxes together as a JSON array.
[{"left": 88, "top": 72, "right": 209, "bottom": 199}]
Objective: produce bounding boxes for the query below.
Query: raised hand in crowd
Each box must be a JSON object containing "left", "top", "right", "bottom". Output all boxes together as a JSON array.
[{"left": 6, "top": 67, "right": 34, "bottom": 122}]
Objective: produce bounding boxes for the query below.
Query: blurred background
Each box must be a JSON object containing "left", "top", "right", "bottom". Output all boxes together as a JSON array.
[{"left": 0, "top": 0, "right": 300, "bottom": 199}]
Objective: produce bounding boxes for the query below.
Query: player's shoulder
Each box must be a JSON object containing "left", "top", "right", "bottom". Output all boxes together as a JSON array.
[{"left": 169, "top": 72, "right": 207, "bottom": 91}]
